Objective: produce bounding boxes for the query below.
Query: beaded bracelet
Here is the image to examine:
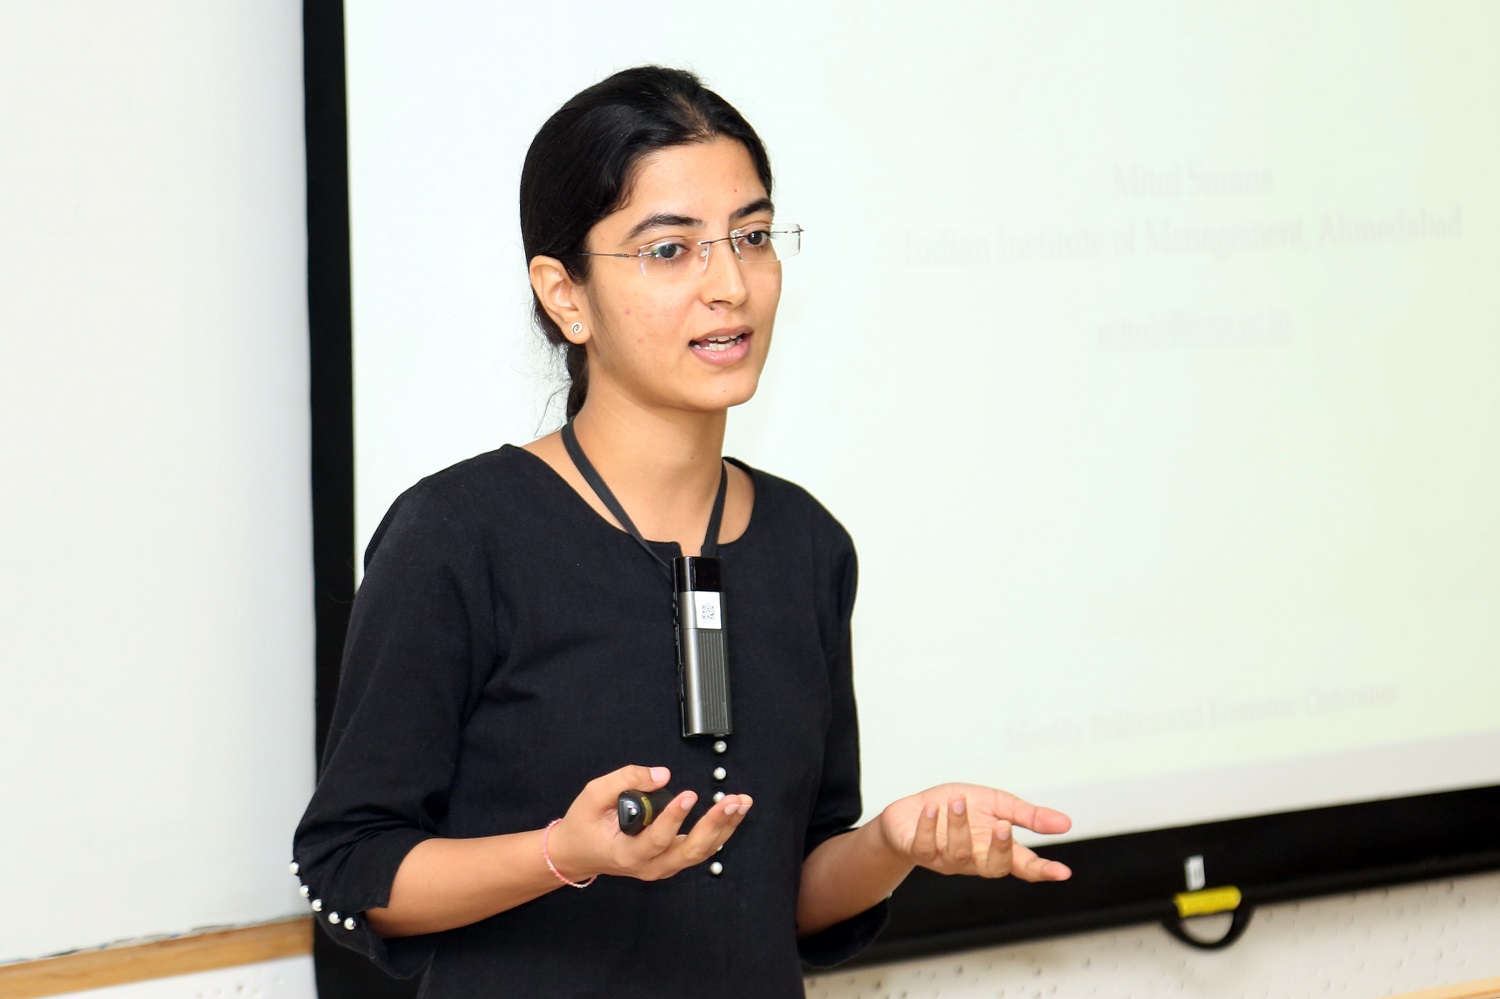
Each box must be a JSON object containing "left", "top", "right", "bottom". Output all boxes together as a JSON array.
[{"left": 543, "top": 819, "right": 596, "bottom": 888}]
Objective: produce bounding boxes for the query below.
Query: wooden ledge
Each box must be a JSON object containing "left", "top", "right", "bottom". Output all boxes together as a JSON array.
[
  {"left": 1385, "top": 979, "right": 1500, "bottom": 999},
  {"left": 0, "top": 917, "right": 312, "bottom": 999}
]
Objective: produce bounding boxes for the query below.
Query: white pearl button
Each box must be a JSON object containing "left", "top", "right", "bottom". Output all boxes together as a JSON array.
[
  {"left": 712, "top": 767, "right": 727, "bottom": 781},
  {"left": 299, "top": 885, "right": 310, "bottom": 898},
  {"left": 709, "top": 861, "right": 723, "bottom": 876},
  {"left": 713, "top": 740, "right": 727, "bottom": 754},
  {"left": 713, "top": 791, "right": 725, "bottom": 802},
  {"left": 288, "top": 862, "right": 299, "bottom": 876},
  {"left": 328, "top": 912, "right": 341, "bottom": 924},
  {"left": 311, "top": 899, "right": 322, "bottom": 912},
  {"left": 343, "top": 917, "right": 357, "bottom": 931}
]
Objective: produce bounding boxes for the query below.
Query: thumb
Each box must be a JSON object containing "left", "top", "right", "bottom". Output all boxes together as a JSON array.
[{"left": 584, "top": 764, "right": 671, "bottom": 805}]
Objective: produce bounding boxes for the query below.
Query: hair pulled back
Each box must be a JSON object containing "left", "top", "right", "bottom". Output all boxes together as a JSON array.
[{"left": 520, "top": 66, "right": 774, "bottom": 420}]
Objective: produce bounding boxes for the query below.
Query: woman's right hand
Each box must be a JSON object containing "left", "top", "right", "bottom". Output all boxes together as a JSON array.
[{"left": 546, "top": 765, "right": 752, "bottom": 883}]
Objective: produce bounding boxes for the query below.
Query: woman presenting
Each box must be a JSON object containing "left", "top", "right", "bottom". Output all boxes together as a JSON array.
[{"left": 293, "top": 65, "right": 1072, "bottom": 998}]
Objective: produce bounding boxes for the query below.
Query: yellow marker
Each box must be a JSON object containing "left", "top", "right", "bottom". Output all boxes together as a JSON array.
[{"left": 1174, "top": 885, "right": 1242, "bottom": 918}]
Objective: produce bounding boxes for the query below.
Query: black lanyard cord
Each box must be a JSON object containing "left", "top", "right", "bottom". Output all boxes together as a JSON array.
[{"left": 560, "top": 421, "right": 728, "bottom": 572}]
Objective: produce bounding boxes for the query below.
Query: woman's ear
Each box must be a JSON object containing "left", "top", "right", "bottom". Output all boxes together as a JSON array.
[{"left": 529, "top": 256, "right": 589, "bottom": 344}]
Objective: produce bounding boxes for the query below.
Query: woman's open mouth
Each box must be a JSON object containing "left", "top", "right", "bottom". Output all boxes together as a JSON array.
[
  {"left": 691, "top": 332, "right": 747, "bottom": 353},
  {"left": 689, "top": 328, "right": 753, "bottom": 364}
]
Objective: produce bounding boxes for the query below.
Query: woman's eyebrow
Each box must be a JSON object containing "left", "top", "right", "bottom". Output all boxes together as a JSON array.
[
  {"left": 624, "top": 212, "right": 700, "bottom": 243},
  {"left": 731, "top": 197, "right": 775, "bottom": 222},
  {"left": 623, "top": 198, "right": 777, "bottom": 243}
]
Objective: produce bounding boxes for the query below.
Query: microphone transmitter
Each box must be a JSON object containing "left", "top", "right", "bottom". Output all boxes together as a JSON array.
[{"left": 674, "top": 555, "right": 732, "bottom": 737}]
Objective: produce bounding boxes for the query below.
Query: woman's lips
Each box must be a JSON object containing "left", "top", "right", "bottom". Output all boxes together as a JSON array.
[{"left": 689, "top": 329, "right": 752, "bottom": 365}]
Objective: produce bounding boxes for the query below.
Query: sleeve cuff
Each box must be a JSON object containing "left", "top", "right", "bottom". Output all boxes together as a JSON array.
[
  {"left": 798, "top": 897, "right": 891, "bottom": 969},
  {"left": 292, "top": 828, "right": 436, "bottom": 979},
  {"left": 313, "top": 909, "right": 437, "bottom": 980}
]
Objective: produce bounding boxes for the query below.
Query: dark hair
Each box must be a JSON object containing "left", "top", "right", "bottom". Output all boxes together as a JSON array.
[{"left": 519, "top": 66, "right": 774, "bottom": 420}]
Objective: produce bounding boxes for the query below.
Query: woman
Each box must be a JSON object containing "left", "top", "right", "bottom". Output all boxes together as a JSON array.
[{"left": 293, "top": 66, "right": 1072, "bottom": 998}]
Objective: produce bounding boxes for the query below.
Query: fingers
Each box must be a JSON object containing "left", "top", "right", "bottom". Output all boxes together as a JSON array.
[
  {"left": 912, "top": 796, "right": 992, "bottom": 874},
  {"left": 978, "top": 792, "right": 1070, "bottom": 881},
  {"left": 1007, "top": 842, "right": 1072, "bottom": 882},
  {"left": 980, "top": 790, "right": 1070, "bottom": 878},
  {"left": 569, "top": 766, "right": 760, "bottom": 882},
  {"left": 909, "top": 801, "right": 940, "bottom": 864},
  {"left": 944, "top": 796, "right": 974, "bottom": 869},
  {"left": 992, "top": 790, "right": 1072, "bottom": 837},
  {"left": 678, "top": 793, "right": 754, "bottom": 863},
  {"left": 641, "top": 792, "right": 753, "bottom": 878},
  {"left": 584, "top": 764, "right": 671, "bottom": 809},
  {"left": 969, "top": 820, "right": 1070, "bottom": 882},
  {"left": 1028, "top": 805, "right": 1073, "bottom": 836},
  {"left": 640, "top": 789, "right": 698, "bottom": 851},
  {"left": 892, "top": 784, "right": 1073, "bottom": 882},
  {"left": 615, "top": 762, "right": 675, "bottom": 792},
  {"left": 977, "top": 818, "right": 1013, "bottom": 878}
]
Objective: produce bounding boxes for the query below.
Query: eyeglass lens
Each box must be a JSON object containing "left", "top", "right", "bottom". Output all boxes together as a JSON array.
[{"left": 639, "top": 226, "right": 801, "bottom": 277}]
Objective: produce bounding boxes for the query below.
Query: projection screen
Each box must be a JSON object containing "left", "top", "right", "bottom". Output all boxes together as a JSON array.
[{"left": 339, "top": 1, "right": 1500, "bottom": 881}]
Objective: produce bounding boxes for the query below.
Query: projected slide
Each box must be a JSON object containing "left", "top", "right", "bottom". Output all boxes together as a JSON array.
[{"left": 344, "top": 2, "right": 1500, "bottom": 838}]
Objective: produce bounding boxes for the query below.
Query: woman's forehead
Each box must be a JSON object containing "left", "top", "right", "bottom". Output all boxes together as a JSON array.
[{"left": 609, "top": 138, "right": 768, "bottom": 228}]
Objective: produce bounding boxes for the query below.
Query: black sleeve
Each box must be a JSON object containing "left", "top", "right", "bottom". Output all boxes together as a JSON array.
[
  {"left": 291, "top": 483, "right": 501, "bottom": 978},
  {"left": 798, "top": 524, "right": 891, "bottom": 968}
]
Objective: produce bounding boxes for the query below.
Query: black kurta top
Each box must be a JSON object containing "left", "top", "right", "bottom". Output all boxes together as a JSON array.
[{"left": 293, "top": 445, "right": 887, "bottom": 998}]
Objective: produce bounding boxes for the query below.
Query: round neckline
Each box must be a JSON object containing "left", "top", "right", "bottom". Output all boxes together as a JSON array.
[{"left": 503, "top": 443, "right": 758, "bottom": 556}]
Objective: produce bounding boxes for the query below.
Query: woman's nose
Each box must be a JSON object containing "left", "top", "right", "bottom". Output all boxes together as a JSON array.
[{"left": 699, "top": 239, "right": 748, "bottom": 307}]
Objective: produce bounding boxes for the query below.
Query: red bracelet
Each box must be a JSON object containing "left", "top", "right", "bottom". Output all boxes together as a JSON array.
[{"left": 543, "top": 819, "right": 596, "bottom": 888}]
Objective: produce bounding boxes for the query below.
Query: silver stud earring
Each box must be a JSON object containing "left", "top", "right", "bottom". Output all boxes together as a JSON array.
[{"left": 570, "top": 322, "right": 583, "bottom": 337}]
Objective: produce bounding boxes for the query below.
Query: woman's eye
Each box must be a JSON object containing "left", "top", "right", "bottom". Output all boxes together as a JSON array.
[
  {"left": 648, "top": 241, "right": 689, "bottom": 261},
  {"left": 742, "top": 230, "right": 768, "bottom": 247}
]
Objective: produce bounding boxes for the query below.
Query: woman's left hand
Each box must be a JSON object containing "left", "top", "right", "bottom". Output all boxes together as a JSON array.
[{"left": 877, "top": 783, "right": 1073, "bottom": 881}]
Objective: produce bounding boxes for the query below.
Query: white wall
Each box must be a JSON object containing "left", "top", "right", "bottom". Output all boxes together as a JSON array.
[{"left": 0, "top": 0, "right": 312, "bottom": 963}]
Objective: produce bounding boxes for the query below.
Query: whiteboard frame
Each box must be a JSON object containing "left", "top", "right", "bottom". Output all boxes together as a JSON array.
[{"left": 301, "top": 5, "right": 1500, "bottom": 988}]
